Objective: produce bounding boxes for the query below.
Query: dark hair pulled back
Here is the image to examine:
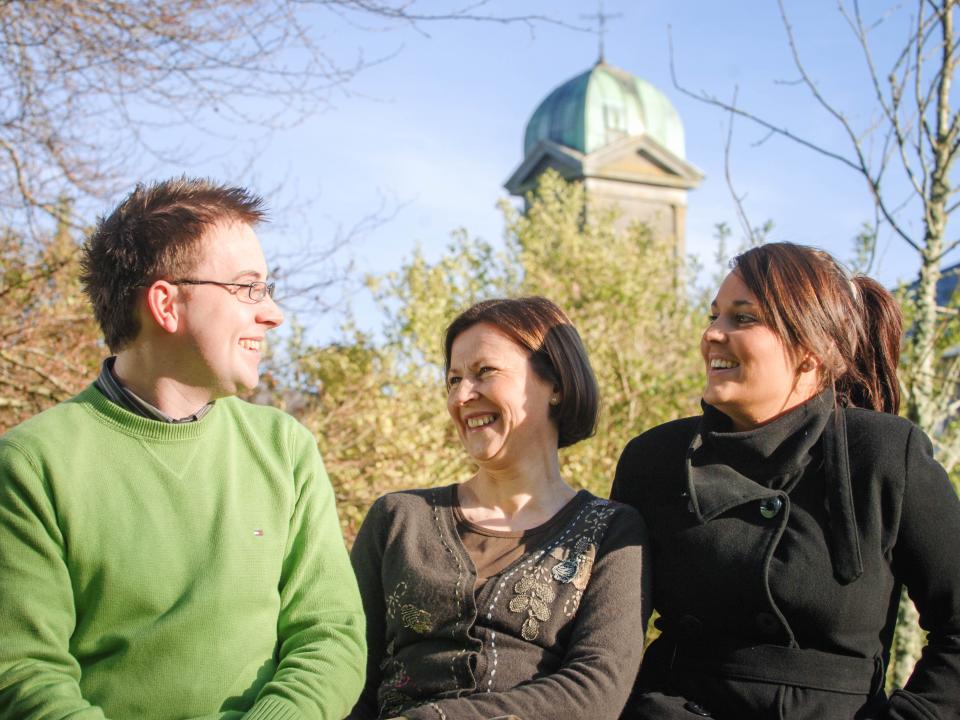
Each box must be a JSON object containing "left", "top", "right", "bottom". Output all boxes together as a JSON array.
[{"left": 732, "top": 242, "right": 902, "bottom": 414}]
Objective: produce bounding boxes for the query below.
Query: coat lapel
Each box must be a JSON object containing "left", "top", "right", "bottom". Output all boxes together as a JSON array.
[
  {"left": 684, "top": 390, "right": 863, "bottom": 584},
  {"left": 685, "top": 432, "right": 783, "bottom": 523},
  {"left": 821, "top": 409, "right": 864, "bottom": 584}
]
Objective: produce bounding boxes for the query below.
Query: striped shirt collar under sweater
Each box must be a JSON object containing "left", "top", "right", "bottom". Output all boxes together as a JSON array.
[{"left": 94, "top": 356, "right": 214, "bottom": 423}]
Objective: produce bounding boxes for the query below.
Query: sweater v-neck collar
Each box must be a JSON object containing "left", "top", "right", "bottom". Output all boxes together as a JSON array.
[{"left": 79, "top": 384, "right": 216, "bottom": 441}]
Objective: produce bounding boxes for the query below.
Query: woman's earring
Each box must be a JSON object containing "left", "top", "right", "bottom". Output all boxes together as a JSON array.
[{"left": 549, "top": 395, "right": 560, "bottom": 406}]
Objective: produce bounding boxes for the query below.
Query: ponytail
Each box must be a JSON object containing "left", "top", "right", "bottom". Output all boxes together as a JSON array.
[{"left": 838, "top": 275, "right": 902, "bottom": 414}]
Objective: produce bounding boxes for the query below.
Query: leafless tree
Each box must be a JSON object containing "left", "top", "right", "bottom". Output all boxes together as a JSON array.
[
  {"left": 0, "top": 0, "right": 568, "bottom": 428},
  {"left": 0, "top": 213, "right": 101, "bottom": 432},
  {"left": 0, "top": 0, "right": 568, "bottom": 232},
  {"left": 0, "top": 0, "right": 566, "bottom": 237}
]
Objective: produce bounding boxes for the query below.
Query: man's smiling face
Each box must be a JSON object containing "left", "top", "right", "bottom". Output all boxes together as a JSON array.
[{"left": 174, "top": 221, "right": 284, "bottom": 399}]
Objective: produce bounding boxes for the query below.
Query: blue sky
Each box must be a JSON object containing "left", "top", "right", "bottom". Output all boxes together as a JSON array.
[{"left": 140, "top": 1, "right": 943, "bottom": 342}]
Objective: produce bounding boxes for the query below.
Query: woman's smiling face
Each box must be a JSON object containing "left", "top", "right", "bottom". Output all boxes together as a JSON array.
[
  {"left": 701, "top": 271, "right": 818, "bottom": 430},
  {"left": 446, "top": 322, "right": 558, "bottom": 468}
]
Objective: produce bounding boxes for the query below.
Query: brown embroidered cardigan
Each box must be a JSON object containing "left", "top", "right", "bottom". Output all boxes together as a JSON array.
[{"left": 348, "top": 486, "right": 650, "bottom": 720}]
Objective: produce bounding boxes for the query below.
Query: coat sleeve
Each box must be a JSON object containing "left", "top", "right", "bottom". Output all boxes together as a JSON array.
[
  {"left": 884, "top": 424, "right": 960, "bottom": 720},
  {"left": 610, "top": 436, "right": 643, "bottom": 510},
  {"left": 242, "top": 422, "right": 367, "bottom": 720},
  {"left": 403, "top": 507, "right": 651, "bottom": 720},
  {"left": 346, "top": 497, "right": 390, "bottom": 720},
  {"left": 0, "top": 439, "right": 111, "bottom": 719}
]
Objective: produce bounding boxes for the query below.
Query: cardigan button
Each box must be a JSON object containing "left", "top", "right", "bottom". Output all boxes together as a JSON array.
[
  {"left": 759, "top": 496, "right": 783, "bottom": 519},
  {"left": 683, "top": 700, "right": 713, "bottom": 716}
]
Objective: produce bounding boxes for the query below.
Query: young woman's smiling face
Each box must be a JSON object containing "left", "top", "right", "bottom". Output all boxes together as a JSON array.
[
  {"left": 701, "top": 271, "right": 818, "bottom": 430},
  {"left": 446, "top": 322, "right": 558, "bottom": 468}
]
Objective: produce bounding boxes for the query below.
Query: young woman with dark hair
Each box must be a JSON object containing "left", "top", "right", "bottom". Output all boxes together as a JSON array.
[
  {"left": 350, "top": 296, "right": 651, "bottom": 720},
  {"left": 612, "top": 243, "right": 960, "bottom": 719}
]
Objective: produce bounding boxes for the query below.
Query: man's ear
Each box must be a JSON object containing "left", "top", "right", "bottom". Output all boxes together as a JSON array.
[{"left": 143, "top": 281, "right": 180, "bottom": 334}]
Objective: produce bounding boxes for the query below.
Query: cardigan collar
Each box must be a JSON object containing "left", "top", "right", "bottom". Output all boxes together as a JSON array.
[{"left": 686, "top": 388, "right": 863, "bottom": 584}]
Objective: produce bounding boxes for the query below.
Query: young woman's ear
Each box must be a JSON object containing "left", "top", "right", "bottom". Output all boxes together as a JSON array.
[{"left": 797, "top": 354, "right": 824, "bottom": 379}]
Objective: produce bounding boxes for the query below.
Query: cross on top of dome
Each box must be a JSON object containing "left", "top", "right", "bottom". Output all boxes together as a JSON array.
[{"left": 580, "top": 1, "right": 623, "bottom": 64}]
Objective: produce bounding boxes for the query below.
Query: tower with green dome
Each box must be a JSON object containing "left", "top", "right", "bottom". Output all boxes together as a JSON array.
[{"left": 505, "top": 59, "right": 703, "bottom": 254}]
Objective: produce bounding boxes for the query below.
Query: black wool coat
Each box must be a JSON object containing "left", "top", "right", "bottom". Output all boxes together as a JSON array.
[{"left": 611, "top": 391, "right": 960, "bottom": 720}]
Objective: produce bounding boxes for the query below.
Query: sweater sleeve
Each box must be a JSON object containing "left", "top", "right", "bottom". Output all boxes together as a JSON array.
[
  {"left": 884, "top": 425, "right": 960, "bottom": 720},
  {"left": 346, "top": 497, "right": 390, "bottom": 720},
  {"left": 243, "top": 422, "right": 367, "bottom": 720},
  {"left": 0, "top": 439, "right": 109, "bottom": 719},
  {"left": 405, "top": 506, "right": 651, "bottom": 720}
]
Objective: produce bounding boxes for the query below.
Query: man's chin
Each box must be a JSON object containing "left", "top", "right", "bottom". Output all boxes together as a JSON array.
[{"left": 235, "top": 374, "right": 262, "bottom": 396}]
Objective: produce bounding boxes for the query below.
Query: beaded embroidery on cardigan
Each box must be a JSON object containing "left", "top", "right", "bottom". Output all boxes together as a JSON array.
[
  {"left": 387, "top": 581, "right": 434, "bottom": 634},
  {"left": 376, "top": 492, "right": 619, "bottom": 715},
  {"left": 482, "top": 497, "right": 616, "bottom": 689}
]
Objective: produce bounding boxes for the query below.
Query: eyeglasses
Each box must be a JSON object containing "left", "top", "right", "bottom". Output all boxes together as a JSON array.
[{"left": 168, "top": 279, "right": 276, "bottom": 303}]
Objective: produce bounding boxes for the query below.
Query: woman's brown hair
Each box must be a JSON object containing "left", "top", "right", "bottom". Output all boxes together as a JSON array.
[
  {"left": 443, "top": 296, "right": 600, "bottom": 448},
  {"left": 733, "top": 242, "right": 902, "bottom": 414}
]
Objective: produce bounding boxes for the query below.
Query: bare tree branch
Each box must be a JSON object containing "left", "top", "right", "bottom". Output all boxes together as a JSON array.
[
  {"left": 778, "top": 0, "right": 923, "bottom": 250},
  {"left": 0, "top": 0, "right": 568, "bottom": 241},
  {"left": 668, "top": 19, "right": 921, "bottom": 251},
  {"left": 845, "top": 1, "right": 927, "bottom": 198},
  {"left": 722, "top": 87, "right": 764, "bottom": 245}
]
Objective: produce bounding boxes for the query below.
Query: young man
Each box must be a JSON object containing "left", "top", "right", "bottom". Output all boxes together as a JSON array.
[{"left": 0, "top": 178, "right": 366, "bottom": 719}]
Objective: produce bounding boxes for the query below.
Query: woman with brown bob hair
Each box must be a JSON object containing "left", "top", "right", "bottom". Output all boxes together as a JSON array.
[
  {"left": 613, "top": 242, "right": 960, "bottom": 719},
  {"left": 350, "top": 296, "right": 650, "bottom": 720}
]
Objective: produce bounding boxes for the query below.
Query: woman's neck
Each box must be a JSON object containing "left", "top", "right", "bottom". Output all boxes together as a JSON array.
[{"left": 459, "top": 457, "right": 575, "bottom": 532}]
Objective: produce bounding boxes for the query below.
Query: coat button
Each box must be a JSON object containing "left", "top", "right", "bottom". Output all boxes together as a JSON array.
[
  {"left": 759, "top": 496, "right": 783, "bottom": 519},
  {"left": 755, "top": 611, "right": 780, "bottom": 635},
  {"left": 683, "top": 700, "right": 712, "bottom": 716}
]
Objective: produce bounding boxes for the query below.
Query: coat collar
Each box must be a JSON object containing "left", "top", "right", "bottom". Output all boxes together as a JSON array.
[{"left": 686, "top": 389, "right": 863, "bottom": 584}]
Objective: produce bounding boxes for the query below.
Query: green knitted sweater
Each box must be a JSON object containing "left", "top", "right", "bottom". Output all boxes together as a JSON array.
[{"left": 0, "top": 385, "right": 365, "bottom": 719}]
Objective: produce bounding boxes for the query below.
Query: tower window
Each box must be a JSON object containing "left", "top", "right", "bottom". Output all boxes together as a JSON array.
[{"left": 603, "top": 105, "right": 626, "bottom": 144}]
